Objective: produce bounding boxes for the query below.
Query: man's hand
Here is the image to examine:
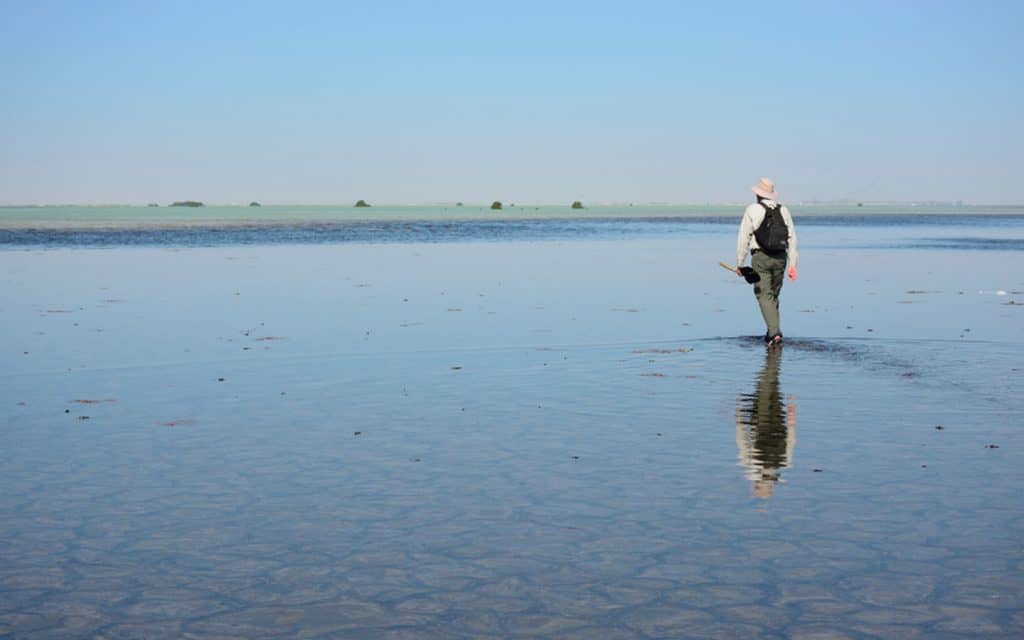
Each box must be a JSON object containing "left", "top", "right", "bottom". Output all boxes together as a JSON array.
[
  {"left": 735, "top": 265, "right": 744, "bottom": 277},
  {"left": 787, "top": 265, "right": 798, "bottom": 281}
]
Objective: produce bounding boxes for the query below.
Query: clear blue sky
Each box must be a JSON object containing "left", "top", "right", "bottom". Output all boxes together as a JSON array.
[{"left": 2, "top": 1, "right": 1022, "bottom": 205}]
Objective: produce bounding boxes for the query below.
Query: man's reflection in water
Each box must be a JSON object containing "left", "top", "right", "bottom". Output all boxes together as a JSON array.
[{"left": 736, "top": 348, "right": 797, "bottom": 499}]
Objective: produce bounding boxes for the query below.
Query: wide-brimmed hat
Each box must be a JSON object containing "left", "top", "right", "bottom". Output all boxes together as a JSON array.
[{"left": 751, "top": 177, "right": 778, "bottom": 200}]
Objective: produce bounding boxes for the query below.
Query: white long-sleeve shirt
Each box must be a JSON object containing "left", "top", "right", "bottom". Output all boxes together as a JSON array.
[{"left": 736, "top": 200, "right": 798, "bottom": 268}]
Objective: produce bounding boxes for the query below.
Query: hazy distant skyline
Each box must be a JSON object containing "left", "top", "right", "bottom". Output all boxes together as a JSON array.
[{"left": 2, "top": 1, "right": 1022, "bottom": 205}]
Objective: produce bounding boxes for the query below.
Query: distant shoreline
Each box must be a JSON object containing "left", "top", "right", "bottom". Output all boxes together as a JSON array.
[
  {"left": 2, "top": 203, "right": 1023, "bottom": 230},
  {"left": 2, "top": 201, "right": 1021, "bottom": 209},
  {"left": 2, "top": 207, "right": 1024, "bottom": 236}
]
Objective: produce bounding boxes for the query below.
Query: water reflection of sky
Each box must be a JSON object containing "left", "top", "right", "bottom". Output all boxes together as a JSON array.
[{"left": 1, "top": 235, "right": 1022, "bottom": 637}]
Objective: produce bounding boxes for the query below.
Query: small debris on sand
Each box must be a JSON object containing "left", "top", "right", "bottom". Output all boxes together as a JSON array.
[
  {"left": 935, "top": 425, "right": 944, "bottom": 430},
  {"left": 450, "top": 366, "right": 463, "bottom": 370},
  {"left": 72, "top": 399, "right": 116, "bottom": 404},
  {"left": 77, "top": 415, "right": 90, "bottom": 421},
  {"left": 640, "top": 372, "right": 667, "bottom": 378},
  {"left": 812, "top": 468, "right": 823, "bottom": 473},
  {"left": 217, "top": 377, "right": 225, "bottom": 382},
  {"left": 159, "top": 419, "right": 195, "bottom": 427},
  {"left": 353, "top": 431, "right": 362, "bottom": 436},
  {"left": 985, "top": 444, "right": 1000, "bottom": 449}
]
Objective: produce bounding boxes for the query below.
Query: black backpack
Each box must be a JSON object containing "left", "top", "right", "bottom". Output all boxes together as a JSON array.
[{"left": 753, "top": 203, "right": 788, "bottom": 256}]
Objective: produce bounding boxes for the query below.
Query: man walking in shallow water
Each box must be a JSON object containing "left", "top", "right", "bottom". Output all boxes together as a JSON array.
[{"left": 735, "top": 178, "right": 799, "bottom": 346}]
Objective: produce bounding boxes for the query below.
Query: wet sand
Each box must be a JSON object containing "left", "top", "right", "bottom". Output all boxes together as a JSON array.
[{"left": 2, "top": 233, "right": 1022, "bottom": 638}]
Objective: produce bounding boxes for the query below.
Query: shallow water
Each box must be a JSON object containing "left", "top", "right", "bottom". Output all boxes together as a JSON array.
[
  {"left": 1, "top": 229, "right": 1022, "bottom": 638},
  {"left": 2, "top": 204, "right": 1024, "bottom": 251}
]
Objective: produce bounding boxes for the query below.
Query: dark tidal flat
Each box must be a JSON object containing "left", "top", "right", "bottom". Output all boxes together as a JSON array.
[{"left": 2, "top": 218, "right": 1023, "bottom": 638}]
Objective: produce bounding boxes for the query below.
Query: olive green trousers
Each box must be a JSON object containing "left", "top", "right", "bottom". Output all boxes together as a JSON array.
[{"left": 751, "top": 251, "right": 787, "bottom": 339}]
